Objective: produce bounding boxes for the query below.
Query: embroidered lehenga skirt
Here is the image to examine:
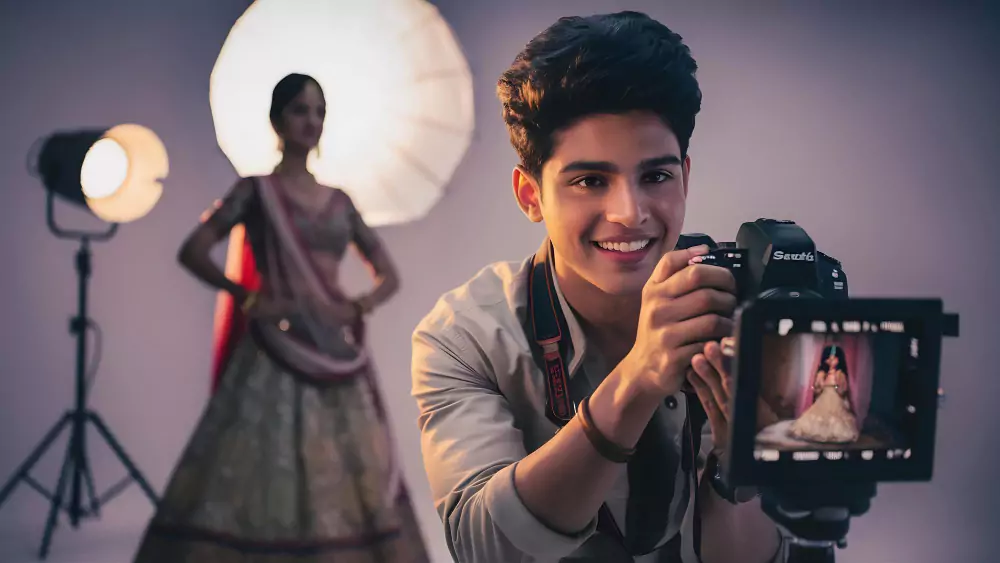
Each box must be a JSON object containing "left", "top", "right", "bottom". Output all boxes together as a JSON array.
[{"left": 132, "top": 330, "right": 430, "bottom": 563}]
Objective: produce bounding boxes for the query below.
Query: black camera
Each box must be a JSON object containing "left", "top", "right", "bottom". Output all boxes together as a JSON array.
[
  {"left": 675, "top": 219, "right": 959, "bottom": 487},
  {"left": 677, "top": 218, "right": 849, "bottom": 303},
  {"left": 675, "top": 218, "right": 960, "bottom": 561}
]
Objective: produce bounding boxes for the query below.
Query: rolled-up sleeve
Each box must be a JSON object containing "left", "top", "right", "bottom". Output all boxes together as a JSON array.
[{"left": 411, "top": 310, "right": 595, "bottom": 563}]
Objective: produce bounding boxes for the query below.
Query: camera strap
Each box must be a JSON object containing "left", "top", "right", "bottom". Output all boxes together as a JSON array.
[
  {"left": 525, "top": 239, "right": 705, "bottom": 559},
  {"left": 527, "top": 241, "right": 575, "bottom": 427}
]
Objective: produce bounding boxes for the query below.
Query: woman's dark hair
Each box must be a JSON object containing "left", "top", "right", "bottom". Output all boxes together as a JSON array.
[
  {"left": 819, "top": 344, "right": 849, "bottom": 377},
  {"left": 496, "top": 11, "right": 702, "bottom": 179},
  {"left": 269, "top": 73, "right": 324, "bottom": 130}
]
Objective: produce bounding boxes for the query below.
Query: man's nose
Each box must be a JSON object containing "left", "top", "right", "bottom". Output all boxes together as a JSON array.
[{"left": 604, "top": 183, "right": 649, "bottom": 227}]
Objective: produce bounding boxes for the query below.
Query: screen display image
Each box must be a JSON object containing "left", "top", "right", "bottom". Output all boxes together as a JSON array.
[{"left": 752, "top": 327, "right": 915, "bottom": 462}]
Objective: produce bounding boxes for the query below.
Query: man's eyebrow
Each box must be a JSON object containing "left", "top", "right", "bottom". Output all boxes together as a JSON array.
[
  {"left": 559, "top": 160, "right": 619, "bottom": 174},
  {"left": 558, "top": 154, "right": 682, "bottom": 174},
  {"left": 639, "top": 155, "right": 683, "bottom": 168}
]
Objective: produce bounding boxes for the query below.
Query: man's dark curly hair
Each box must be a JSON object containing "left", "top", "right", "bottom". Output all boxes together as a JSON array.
[{"left": 497, "top": 11, "right": 702, "bottom": 180}]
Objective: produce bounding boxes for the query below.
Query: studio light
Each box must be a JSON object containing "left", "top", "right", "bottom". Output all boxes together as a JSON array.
[
  {"left": 0, "top": 123, "right": 167, "bottom": 559},
  {"left": 209, "top": 0, "right": 475, "bottom": 226},
  {"left": 35, "top": 123, "right": 168, "bottom": 224}
]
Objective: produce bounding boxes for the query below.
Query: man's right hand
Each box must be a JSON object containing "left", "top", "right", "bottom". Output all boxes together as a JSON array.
[{"left": 622, "top": 244, "right": 738, "bottom": 398}]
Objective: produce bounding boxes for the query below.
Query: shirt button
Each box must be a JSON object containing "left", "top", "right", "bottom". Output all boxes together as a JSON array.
[{"left": 665, "top": 396, "right": 678, "bottom": 409}]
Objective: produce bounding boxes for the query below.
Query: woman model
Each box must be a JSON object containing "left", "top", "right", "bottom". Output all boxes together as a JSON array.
[
  {"left": 133, "top": 73, "right": 430, "bottom": 563},
  {"left": 788, "top": 344, "right": 860, "bottom": 444}
]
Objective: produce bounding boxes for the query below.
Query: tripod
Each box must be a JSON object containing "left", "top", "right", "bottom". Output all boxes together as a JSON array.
[
  {"left": 760, "top": 482, "right": 877, "bottom": 563},
  {"left": 0, "top": 194, "right": 159, "bottom": 559}
]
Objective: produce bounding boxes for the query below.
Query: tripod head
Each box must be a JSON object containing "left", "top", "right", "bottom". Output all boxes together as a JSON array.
[{"left": 759, "top": 482, "right": 877, "bottom": 563}]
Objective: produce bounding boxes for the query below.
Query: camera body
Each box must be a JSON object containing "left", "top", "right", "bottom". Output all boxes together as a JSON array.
[
  {"left": 676, "top": 218, "right": 849, "bottom": 303},
  {"left": 675, "top": 219, "right": 958, "bottom": 488}
]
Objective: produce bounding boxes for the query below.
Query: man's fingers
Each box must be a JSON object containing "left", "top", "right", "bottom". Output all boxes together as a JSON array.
[
  {"left": 664, "top": 314, "right": 734, "bottom": 348},
  {"left": 704, "top": 341, "right": 733, "bottom": 396},
  {"left": 688, "top": 367, "right": 728, "bottom": 429},
  {"left": 649, "top": 245, "right": 710, "bottom": 285},
  {"left": 651, "top": 288, "right": 736, "bottom": 324},
  {"left": 720, "top": 336, "right": 736, "bottom": 357},
  {"left": 658, "top": 263, "right": 737, "bottom": 299},
  {"left": 692, "top": 352, "right": 730, "bottom": 422},
  {"left": 672, "top": 341, "right": 708, "bottom": 372}
]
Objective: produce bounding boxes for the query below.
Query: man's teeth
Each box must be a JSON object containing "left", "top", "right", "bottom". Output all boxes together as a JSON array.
[{"left": 596, "top": 239, "right": 651, "bottom": 253}]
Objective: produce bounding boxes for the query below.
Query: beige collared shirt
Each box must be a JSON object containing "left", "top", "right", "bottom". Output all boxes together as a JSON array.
[{"left": 412, "top": 257, "right": 713, "bottom": 563}]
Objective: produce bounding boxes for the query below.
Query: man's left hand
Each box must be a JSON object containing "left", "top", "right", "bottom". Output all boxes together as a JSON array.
[{"left": 688, "top": 337, "right": 734, "bottom": 453}]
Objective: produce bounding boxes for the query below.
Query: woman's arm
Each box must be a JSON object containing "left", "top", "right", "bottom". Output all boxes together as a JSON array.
[
  {"left": 345, "top": 194, "right": 399, "bottom": 312},
  {"left": 813, "top": 370, "right": 825, "bottom": 393},
  {"left": 178, "top": 178, "right": 255, "bottom": 305},
  {"left": 835, "top": 369, "right": 850, "bottom": 401}
]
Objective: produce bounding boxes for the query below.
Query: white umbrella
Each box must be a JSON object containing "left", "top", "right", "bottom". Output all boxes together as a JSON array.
[{"left": 209, "top": 0, "right": 475, "bottom": 226}]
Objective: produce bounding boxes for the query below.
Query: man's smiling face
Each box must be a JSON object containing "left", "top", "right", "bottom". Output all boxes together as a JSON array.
[{"left": 514, "top": 111, "right": 690, "bottom": 296}]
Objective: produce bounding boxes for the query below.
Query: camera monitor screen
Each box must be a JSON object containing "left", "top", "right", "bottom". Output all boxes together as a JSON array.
[{"left": 725, "top": 299, "right": 945, "bottom": 487}]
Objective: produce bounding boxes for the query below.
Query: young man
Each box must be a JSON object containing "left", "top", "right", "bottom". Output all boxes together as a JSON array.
[{"left": 411, "top": 11, "right": 784, "bottom": 563}]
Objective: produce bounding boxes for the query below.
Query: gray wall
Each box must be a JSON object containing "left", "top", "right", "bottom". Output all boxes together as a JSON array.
[{"left": 1, "top": 1, "right": 997, "bottom": 561}]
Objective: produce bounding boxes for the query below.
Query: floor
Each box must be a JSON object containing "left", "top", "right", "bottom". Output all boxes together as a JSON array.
[
  {"left": 0, "top": 485, "right": 456, "bottom": 563},
  {"left": 0, "top": 489, "right": 151, "bottom": 563}
]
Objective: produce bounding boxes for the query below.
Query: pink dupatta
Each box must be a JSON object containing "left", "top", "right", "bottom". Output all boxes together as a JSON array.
[
  {"left": 251, "top": 174, "right": 370, "bottom": 378},
  {"left": 252, "top": 174, "right": 401, "bottom": 504}
]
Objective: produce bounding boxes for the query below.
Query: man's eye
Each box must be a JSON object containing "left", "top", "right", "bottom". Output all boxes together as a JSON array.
[
  {"left": 643, "top": 171, "right": 673, "bottom": 184},
  {"left": 573, "top": 176, "right": 606, "bottom": 188}
]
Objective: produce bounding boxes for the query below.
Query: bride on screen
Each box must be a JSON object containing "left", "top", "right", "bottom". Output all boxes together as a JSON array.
[{"left": 789, "top": 344, "right": 860, "bottom": 443}]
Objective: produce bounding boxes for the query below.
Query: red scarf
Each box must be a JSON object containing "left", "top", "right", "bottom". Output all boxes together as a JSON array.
[{"left": 209, "top": 225, "right": 261, "bottom": 393}]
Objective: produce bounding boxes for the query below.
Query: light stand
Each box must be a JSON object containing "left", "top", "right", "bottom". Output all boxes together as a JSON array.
[{"left": 0, "top": 188, "right": 159, "bottom": 559}]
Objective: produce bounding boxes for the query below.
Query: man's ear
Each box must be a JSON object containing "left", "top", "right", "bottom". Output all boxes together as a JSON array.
[
  {"left": 682, "top": 154, "right": 692, "bottom": 199},
  {"left": 512, "top": 166, "right": 544, "bottom": 223}
]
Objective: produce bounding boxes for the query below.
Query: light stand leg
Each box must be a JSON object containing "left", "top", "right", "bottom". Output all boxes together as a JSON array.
[
  {"left": 79, "top": 450, "right": 100, "bottom": 518},
  {"left": 0, "top": 414, "right": 72, "bottom": 508},
  {"left": 87, "top": 413, "right": 159, "bottom": 504},
  {"left": 39, "top": 434, "right": 75, "bottom": 559}
]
